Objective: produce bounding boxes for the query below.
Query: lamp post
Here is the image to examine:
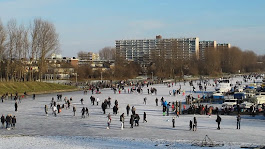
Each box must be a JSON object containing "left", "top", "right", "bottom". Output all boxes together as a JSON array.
[
  {"left": 75, "top": 72, "right": 77, "bottom": 83},
  {"left": 101, "top": 71, "right": 103, "bottom": 82},
  {"left": 151, "top": 72, "right": 153, "bottom": 82}
]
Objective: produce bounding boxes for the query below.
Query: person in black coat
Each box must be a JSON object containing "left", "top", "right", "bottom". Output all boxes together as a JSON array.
[
  {"left": 113, "top": 105, "right": 118, "bottom": 115},
  {"left": 114, "top": 100, "right": 118, "bottom": 106},
  {"left": 12, "top": 116, "right": 16, "bottom": 129},
  {"left": 15, "top": 102, "right": 18, "bottom": 111},
  {"left": 193, "top": 117, "right": 197, "bottom": 131},
  {"left": 73, "top": 106, "right": 76, "bottom": 116},
  {"left": 143, "top": 112, "right": 147, "bottom": 123},
  {"left": 86, "top": 107, "right": 89, "bottom": 116},
  {"left": 102, "top": 102, "right": 107, "bottom": 114},
  {"left": 126, "top": 104, "right": 130, "bottom": 116},
  {"left": 1, "top": 115, "right": 5, "bottom": 128},
  {"left": 189, "top": 120, "right": 192, "bottom": 130},
  {"left": 6, "top": 115, "right": 10, "bottom": 129},
  {"left": 90, "top": 96, "right": 94, "bottom": 105},
  {"left": 57, "top": 104, "right": 60, "bottom": 113},
  {"left": 130, "top": 115, "right": 134, "bottom": 128},
  {"left": 81, "top": 107, "right": 85, "bottom": 118},
  {"left": 216, "top": 114, "right": 222, "bottom": 130}
]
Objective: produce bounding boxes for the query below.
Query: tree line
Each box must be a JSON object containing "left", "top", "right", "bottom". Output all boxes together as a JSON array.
[
  {"left": 76, "top": 47, "right": 140, "bottom": 80},
  {"left": 0, "top": 18, "right": 59, "bottom": 82},
  {"left": 148, "top": 46, "right": 265, "bottom": 79},
  {"left": 88, "top": 46, "right": 265, "bottom": 80}
]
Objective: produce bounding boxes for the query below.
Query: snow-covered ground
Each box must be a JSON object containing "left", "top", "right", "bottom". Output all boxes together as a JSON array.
[{"left": 0, "top": 76, "right": 264, "bottom": 149}]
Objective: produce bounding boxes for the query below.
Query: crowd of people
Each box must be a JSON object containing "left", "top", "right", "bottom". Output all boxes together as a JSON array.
[
  {"left": 1, "top": 76, "right": 263, "bottom": 133},
  {"left": 37, "top": 81, "right": 245, "bottom": 131}
]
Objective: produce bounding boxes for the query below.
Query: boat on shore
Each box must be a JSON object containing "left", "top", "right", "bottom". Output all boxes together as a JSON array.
[{"left": 215, "top": 78, "right": 231, "bottom": 93}]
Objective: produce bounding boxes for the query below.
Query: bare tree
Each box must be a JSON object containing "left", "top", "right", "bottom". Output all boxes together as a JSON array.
[
  {"left": 0, "top": 19, "right": 6, "bottom": 60},
  {"left": 77, "top": 64, "right": 93, "bottom": 79},
  {"left": 257, "top": 55, "right": 265, "bottom": 71},
  {"left": 6, "top": 19, "right": 18, "bottom": 81},
  {"left": 0, "top": 19, "right": 7, "bottom": 81},
  {"left": 15, "top": 24, "right": 29, "bottom": 80},
  {"left": 200, "top": 47, "right": 221, "bottom": 75},
  {"left": 29, "top": 19, "right": 41, "bottom": 81},
  {"left": 22, "top": 26, "right": 29, "bottom": 60},
  {"left": 220, "top": 47, "right": 242, "bottom": 73},
  {"left": 30, "top": 18, "right": 60, "bottom": 81},
  {"left": 99, "top": 47, "right": 116, "bottom": 60},
  {"left": 241, "top": 50, "right": 257, "bottom": 72},
  {"left": 187, "top": 55, "right": 199, "bottom": 75},
  {"left": 4, "top": 21, "right": 29, "bottom": 81},
  {"left": 12, "top": 24, "right": 23, "bottom": 80}
]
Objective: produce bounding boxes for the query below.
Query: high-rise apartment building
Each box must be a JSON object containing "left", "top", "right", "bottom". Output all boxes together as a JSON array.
[
  {"left": 199, "top": 41, "right": 217, "bottom": 60},
  {"left": 116, "top": 36, "right": 199, "bottom": 67},
  {"left": 199, "top": 42, "right": 232, "bottom": 61},
  {"left": 216, "top": 43, "right": 231, "bottom": 50}
]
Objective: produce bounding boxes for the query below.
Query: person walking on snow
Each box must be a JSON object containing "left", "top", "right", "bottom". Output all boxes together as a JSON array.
[
  {"left": 73, "top": 106, "right": 76, "bottom": 116},
  {"left": 6, "top": 115, "right": 10, "bottom": 129},
  {"left": 107, "top": 113, "right": 111, "bottom": 129},
  {"left": 126, "top": 104, "right": 130, "bottom": 116},
  {"left": 120, "top": 113, "right": 125, "bottom": 130},
  {"left": 1, "top": 115, "right": 5, "bottom": 128},
  {"left": 86, "top": 107, "right": 89, "bottom": 116},
  {"left": 45, "top": 105, "right": 48, "bottom": 116},
  {"left": 237, "top": 114, "right": 241, "bottom": 129},
  {"left": 143, "top": 97, "right": 147, "bottom": 105},
  {"left": 96, "top": 97, "right": 100, "bottom": 106},
  {"left": 216, "top": 114, "right": 221, "bottom": 130},
  {"left": 189, "top": 120, "right": 192, "bottom": 130},
  {"left": 12, "top": 116, "right": 16, "bottom": 129},
  {"left": 143, "top": 112, "right": 147, "bottom": 123},
  {"left": 172, "top": 117, "right": 175, "bottom": 128},
  {"left": 52, "top": 106, "right": 57, "bottom": 117},
  {"left": 131, "top": 106, "right": 136, "bottom": 115},
  {"left": 130, "top": 115, "right": 134, "bottom": 128},
  {"left": 193, "top": 117, "right": 197, "bottom": 131},
  {"left": 81, "top": 107, "right": 85, "bottom": 118},
  {"left": 14, "top": 102, "right": 18, "bottom": 111}
]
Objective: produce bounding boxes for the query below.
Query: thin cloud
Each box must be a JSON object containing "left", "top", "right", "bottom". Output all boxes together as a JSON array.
[
  {"left": 130, "top": 20, "right": 165, "bottom": 30},
  {"left": 0, "top": 0, "right": 63, "bottom": 21}
]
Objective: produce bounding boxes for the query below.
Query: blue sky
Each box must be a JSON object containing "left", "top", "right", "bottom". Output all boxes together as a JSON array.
[{"left": 0, "top": 0, "right": 265, "bottom": 57}]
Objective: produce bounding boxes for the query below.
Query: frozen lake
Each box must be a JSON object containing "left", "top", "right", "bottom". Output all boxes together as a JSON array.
[{"left": 0, "top": 76, "right": 264, "bottom": 148}]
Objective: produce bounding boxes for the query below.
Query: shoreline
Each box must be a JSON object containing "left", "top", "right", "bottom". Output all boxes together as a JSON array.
[
  {"left": 0, "top": 81, "right": 79, "bottom": 96},
  {"left": 0, "top": 135, "right": 264, "bottom": 149},
  {"left": 25, "top": 88, "right": 81, "bottom": 96}
]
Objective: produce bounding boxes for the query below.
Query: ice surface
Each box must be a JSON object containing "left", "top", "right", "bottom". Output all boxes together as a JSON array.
[{"left": 0, "top": 76, "right": 264, "bottom": 148}]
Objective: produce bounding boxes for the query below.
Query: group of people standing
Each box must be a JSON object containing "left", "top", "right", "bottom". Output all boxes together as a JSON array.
[{"left": 1, "top": 114, "right": 16, "bottom": 130}]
